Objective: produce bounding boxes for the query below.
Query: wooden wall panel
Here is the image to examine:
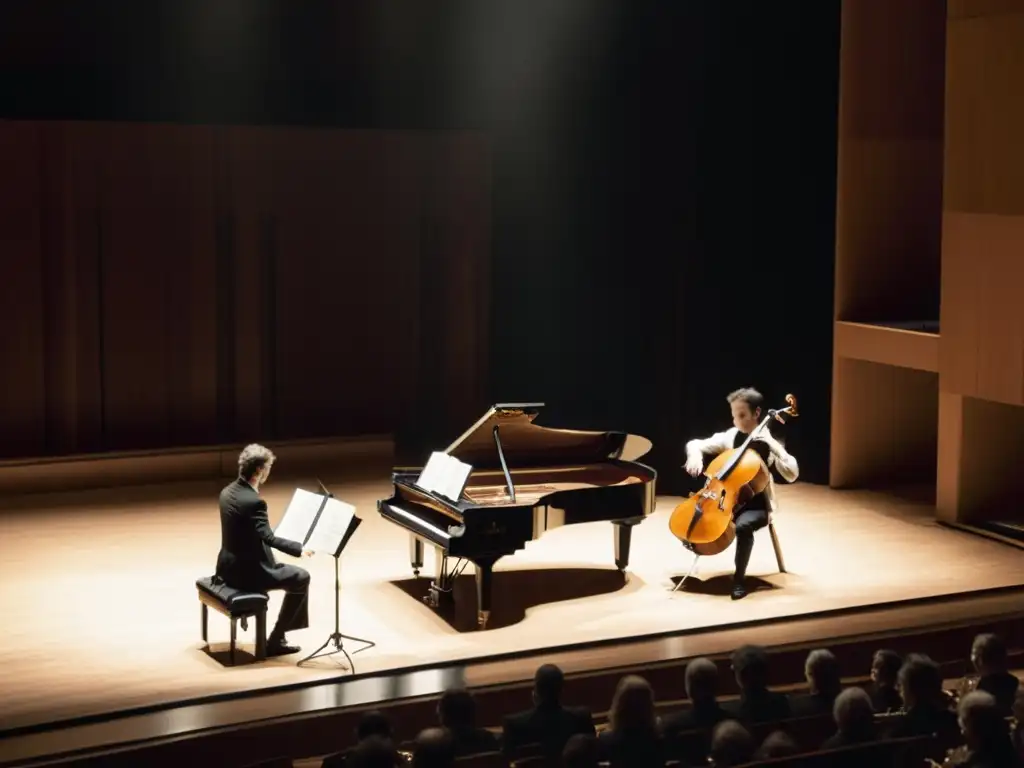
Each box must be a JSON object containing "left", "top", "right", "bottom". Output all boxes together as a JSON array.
[
  {"left": 830, "top": 358, "right": 938, "bottom": 489},
  {"left": 944, "top": 12, "right": 1024, "bottom": 216},
  {"left": 833, "top": 0, "right": 945, "bottom": 322},
  {"left": 0, "top": 122, "right": 46, "bottom": 457}
]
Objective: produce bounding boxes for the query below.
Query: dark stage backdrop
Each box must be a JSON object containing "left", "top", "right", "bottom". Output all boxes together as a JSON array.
[{"left": 0, "top": 1, "right": 840, "bottom": 491}]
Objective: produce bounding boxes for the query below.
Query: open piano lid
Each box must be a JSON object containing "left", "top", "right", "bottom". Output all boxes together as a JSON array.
[{"left": 443, "top": 403, "right": 652, "bottom": 470}]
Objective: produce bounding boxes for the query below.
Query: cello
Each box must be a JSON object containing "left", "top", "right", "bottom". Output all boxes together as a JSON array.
[{"left": 668, "top": 394, "right": 799, "bottom": 557}]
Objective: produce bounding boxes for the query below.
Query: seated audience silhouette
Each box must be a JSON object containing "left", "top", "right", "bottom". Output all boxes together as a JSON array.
[
  {"left": 889, "top": 654, "right": 958, "bottom": 740},
  {"left": 562, "top": 733, "right": 600, "bottom": 768},
  {"left": 756, "top": 729, "right": 799, "bottom": 759},
  {"left": 709, "top": 720, "right": 755, "bottom": 767},
  {"left": 972, "top": 633, "right": 1020, "bottom": 717},
  {"left": 956, "top": 690, "right": 1021, "bottom": 767},
  {"left": 435, "top": 689, "right": 499, "bottom": 756},
  {"left": 822, "top": 687, "right": 877, "bottom": 749},
  {"left": 501, "top": 663, "right": 594, "bottom": 758},
  {"left": 869, "top": 648, "right": 904, "bottom": 713},
  {"left": 597, "top": 675, "right": 665, "bottom": 767},
  {"left": 723, "top": 645, "right": 792, "bottom": 724},
  {"left": 322, "top": 711, "right": 393, "bottom": 767},
  {"left": 791, "top": 648, "right": 843, "bottom": 717},
  {"left": 661, "top": 657, "right": 729, "bottom": 736},
  {"left": 344, "top": 735, "right": 399, "bottom": 768},
  {"left": 412, "top": 727, "right": 456, "bottom": 768}
]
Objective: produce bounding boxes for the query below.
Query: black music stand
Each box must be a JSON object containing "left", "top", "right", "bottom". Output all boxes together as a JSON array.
[{"left": 297, "top": 480, "right": 375, "bottom": 671}]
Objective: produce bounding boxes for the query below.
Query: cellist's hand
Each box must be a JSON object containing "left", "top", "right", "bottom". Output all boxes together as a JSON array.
[{"left": 684, "top": 455, "right": 703, "bottom": 477}]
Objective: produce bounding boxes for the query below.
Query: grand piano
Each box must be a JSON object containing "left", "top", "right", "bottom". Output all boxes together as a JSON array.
[{"left": 376, "top": 403, "right": 658, "bottom": 629}]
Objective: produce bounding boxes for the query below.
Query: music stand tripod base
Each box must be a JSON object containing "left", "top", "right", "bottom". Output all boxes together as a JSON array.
[{"left": 297, "top": 552, "right": 376, "bottom": 671}]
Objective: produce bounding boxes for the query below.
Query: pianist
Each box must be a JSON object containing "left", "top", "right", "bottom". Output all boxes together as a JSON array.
[
  {"left": 683, "top": 388, "right": 799, "bottom": 600},
  {"left": 213, "top": 443, "right": 315, "bottom": 656}
]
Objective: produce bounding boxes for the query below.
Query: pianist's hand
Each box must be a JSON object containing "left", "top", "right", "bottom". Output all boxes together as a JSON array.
[{"left": 302, "top": 549, "right": 315, "bottom": 558}]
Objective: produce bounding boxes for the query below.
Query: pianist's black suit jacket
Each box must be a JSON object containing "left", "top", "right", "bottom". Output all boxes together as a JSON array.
[{"left": 215, "top": 478, "right": 303, "bottom": 592}]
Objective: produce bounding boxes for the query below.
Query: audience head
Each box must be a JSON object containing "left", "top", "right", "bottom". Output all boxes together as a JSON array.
[
  {"left": 871, "top": 649, "right": 902, "bottom": 688},
  {"left": 356, "top": 710, "right": 392, "bottom": 741},
  {"left": 805, "top": 648, "right": 841, "bottom": 698},
  {"left": 608, "top": 675, "right": 657, "bottom": 734},
  {"left": 833, "top": 687, "right": 875, "bottom": 736},
  {"left": 562, "top": 733, "right": 599, "bottom": 768},
  {"left": 238, "top": 443, "right": 275, "bottom": 486},
  {"left": 412, "top": 727, "right": 455, "bottom": 768},
  {"left": 533, "top": 663, "right": 564, "bottom": 707},
  {"left": 437, "top": 689, "right": 476, "bottom": 730},
  {"left": 897, "top": 653, "right": 943, "bottom": 709},
  {"left": 710, "top": 719, "right": 755, "bottom": 767},
  {"left": 958, "top": 690, "right": 1009, "bottom": 750},
  {"left": 757, "top": 730, "right": 799, "bottom": 759},
  {"left": 971, "top": 633, "right": 1008, "bottom": 675},
  {"left": 347, "top": 735, "right": 397, "bottom": 768},
  {"left": 732, "top": 645, "right": 770, "bottom": 693},
  {"left": 684, "top": 657, "right": 719, "bottom": 704}
]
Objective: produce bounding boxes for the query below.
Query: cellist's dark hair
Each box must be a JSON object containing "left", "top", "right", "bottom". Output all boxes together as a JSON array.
[{"left": 727, "top": 387, "right": 764, "bottom": 413}]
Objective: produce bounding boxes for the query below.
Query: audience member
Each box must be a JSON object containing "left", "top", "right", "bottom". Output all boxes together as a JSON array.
[
  {"left": 435, "top": 689, "right": 499, "bottom": 756},
  {"left": 661, "top": 657, "right": 728, "bottom": 736},
  {"left": 709, "top": 719, "right": 755, "bottom": 766},
  {"left": 321, "top": 710, "right": 393, "bottom": 767},
  {"left": 822, "top": 686, "right": 877, "bottom": 749},
  {"left": 869, "top": 649, "right": 904, "bottom": 713},
  {"left": 562, "top": 733, "right": 600, "bottom": 768},
  {"left": 791, "top": 648, "right": 842, "bottom": 717},
  {"left": 501, "top": 663, "right": 594, "bottom": 758},
  {"left": 889, "top": 654, "right": 958, "bottom": 741},
  {"left": 757, "top": 729, "right": 799, "bottom": 758},
  {"left": 411, "top": 727, "right": 455, "bottom": 768},
  {"left": 956, "top": 690, "right": 1020, "bottom": 767},
  {"left": 972, "top": 633, "right": 1020, "bottom": 717},
  {"left": 344, "top": 735, "right": 399, "bottom": 768},
  {"left": 723, "top": 645, "right": 792, "bottom": 724},
  {"left": 597, "top": 675, "right": 665, "bottom": 767}
]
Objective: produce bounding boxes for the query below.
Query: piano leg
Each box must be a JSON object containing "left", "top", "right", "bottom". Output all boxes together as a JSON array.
[
  {"left": 612, "top": 517, "right": 643, "bottom": 571},
  {"left": 409, "top": 536, "right": 424, "bottom": 577},
  {"left": 474, "top": 558, "right": 498, "bottom": 631}
]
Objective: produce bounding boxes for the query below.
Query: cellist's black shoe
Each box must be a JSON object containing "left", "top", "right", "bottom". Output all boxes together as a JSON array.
[
  {"left": 267, "top": 635, "right": 301, "bottom": 656},
  {"left": 731, "top": 582, "right": 748, "bottom": 600}
]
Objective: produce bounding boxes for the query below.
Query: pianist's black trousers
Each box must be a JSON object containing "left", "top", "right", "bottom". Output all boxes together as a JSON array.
[
  {"left": 265, "top": 564, "right": 310, "bottom": 639},
  {"left": 733, "top": 508, "right": 769, "bottom": 584}
]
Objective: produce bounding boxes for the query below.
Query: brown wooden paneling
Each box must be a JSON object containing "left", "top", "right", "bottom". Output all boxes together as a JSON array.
[
  {"left": 948, "top": 0, "right": 1024, "bottom": 20},
  {"left": 0, "top": 120, "right": 489, "bottom": 461},
  {"left": 97, "top": 124, "right": 220, "bottom": 451},
  {"left": 944, "top": 13, "right": 1024, "bottom": 215},
  {"left": 830, "top": 358, "right": 938, "bottom": 489},
  {"left": 939, "top": 214, "right": 980, "bottom": 398},
  {"left": 838, "top": 0, "right": 946, "bottom": 141},
  {"left": 956, "top": 396, "right": 1024, "bottom": 522},
  {"left": 833, "top": 321, "right": 938, "bottom": 373},
  {"left": 0, "top": 121, "right": 46, "bottom": 457}
]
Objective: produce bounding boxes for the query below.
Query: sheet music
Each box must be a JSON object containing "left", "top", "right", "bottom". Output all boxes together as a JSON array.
[
  {"left": 274, "top": 488, "right": 324, "bottom": 545},
  {"left": 416, "top": 451, "right": 472, "bottom": 503},
  {"left": 305, "top": 497, "right": 357, "bottom": 556}
]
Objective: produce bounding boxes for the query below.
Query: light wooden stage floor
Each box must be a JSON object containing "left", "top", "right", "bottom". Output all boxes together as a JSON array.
[{"left": 2, "top": 475, "right": 1023, "bottom": 737}]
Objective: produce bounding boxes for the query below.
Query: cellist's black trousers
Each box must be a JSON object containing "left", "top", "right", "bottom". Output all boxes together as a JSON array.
[{"left": 734, "top": 508, "right": 769, "bottom": 583}]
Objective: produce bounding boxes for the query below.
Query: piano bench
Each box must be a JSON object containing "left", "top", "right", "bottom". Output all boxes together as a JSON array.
[{"left": 196, "top": 576, "right": 269, "bottom": 665}]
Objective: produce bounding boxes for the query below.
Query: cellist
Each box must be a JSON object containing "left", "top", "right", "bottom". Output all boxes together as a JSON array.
[{"left": 683, "top": 388, "right": 799, "bottom": 600}]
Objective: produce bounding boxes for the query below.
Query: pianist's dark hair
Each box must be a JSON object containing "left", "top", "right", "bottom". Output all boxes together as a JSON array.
[
  {"left": 727, "top": 387, "right": 764, "bottom": 414},
  {"left": 238, "top": 443, "right": 275, "bottom": 480}
]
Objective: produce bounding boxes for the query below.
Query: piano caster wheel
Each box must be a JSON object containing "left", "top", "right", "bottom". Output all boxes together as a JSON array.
[
  {"left": 477, "top": 610, "right": 490, "bottom": 630},
  {"left": 412, "top": 568, "right": 420, "bottom": 577}
]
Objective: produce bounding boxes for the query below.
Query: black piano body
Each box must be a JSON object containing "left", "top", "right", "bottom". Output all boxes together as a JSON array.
[{"left": 376, "top": 403, "right": 657, "bottom": 629}]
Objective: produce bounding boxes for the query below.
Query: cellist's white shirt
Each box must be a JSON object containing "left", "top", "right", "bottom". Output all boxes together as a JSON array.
[{"left": 684, "top": 428, "right": 799, "bottom": 514}]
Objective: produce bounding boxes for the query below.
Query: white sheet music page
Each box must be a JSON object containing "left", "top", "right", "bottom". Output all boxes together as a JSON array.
[
  {"left": 306, "top": 497, "right": 357, "bottom": 556},
  {"left": 274, "top": 488, "right": 323, "bottom": 545},
  {"left": 438, "top": 455, "right": 472, "bottom": 502},
  {"left": 416, "top": 451, "right": 448, "bottom": 493}
]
